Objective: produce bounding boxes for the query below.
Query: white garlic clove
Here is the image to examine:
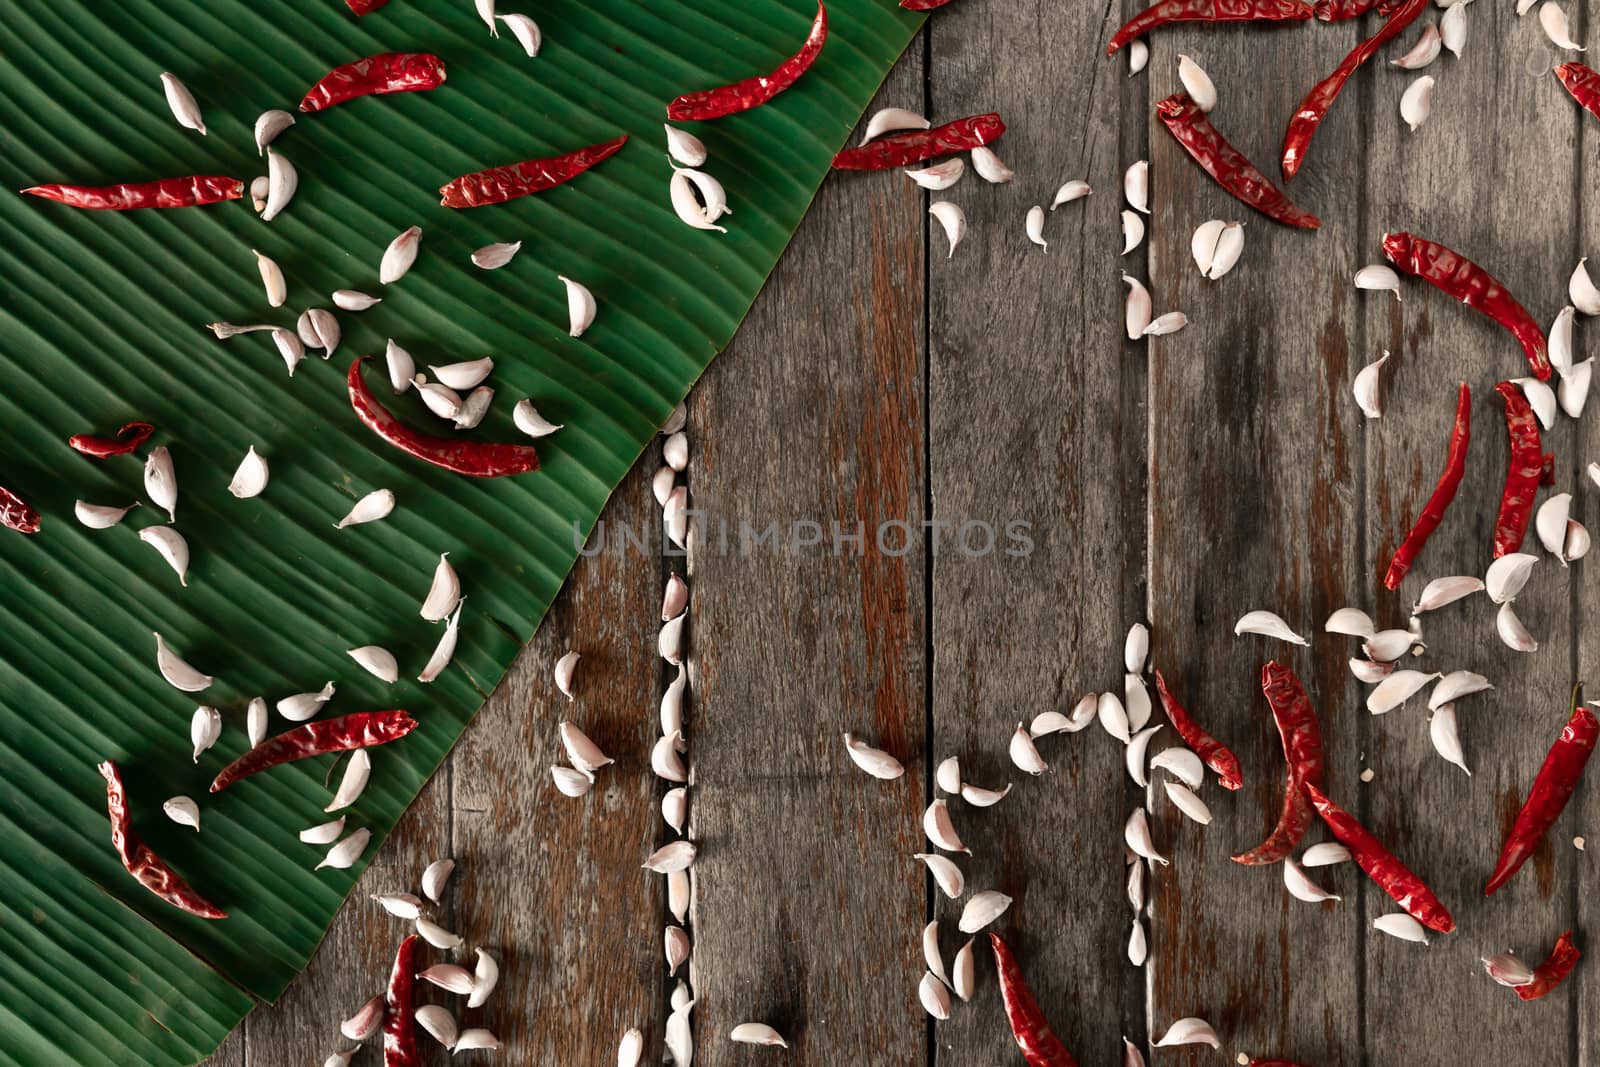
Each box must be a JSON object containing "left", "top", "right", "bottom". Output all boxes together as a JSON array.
[
  {"left": 420, "top": 553, "right": 461, "bottom": 621},
  {"left": 1485, "top": 552, "right": 1538, "bottom": 603},
  {"left": 263, "top": 148, "right": 297, "bottom": 222},
  {"left": 1128, "top": 917, "right": 1148, "bottom": 965},
  {"left": 1350, "top": 657, "right": 1395, "bottom": 684},
  {"left": 471, "top": 241, "right": 523, "bottom": 271},
  {"left": 559, "top": 275, "right": 596, "bottom": 337},
  {"left": 663, "top": 431, "right": 689, "bottom": 473},
  {"left": 380, "top": 226, "right": 421, "bottom": 284},
  {"left": 428, "top": 358, "right": 494, "bottom": 391},
  {"left": 958, "top": 890, "right": 1011, "bottom": 934},
  {"left": 554, "top": 650, "right": 580, "bottom": 700},
  {"left": 1513, "top": 377, "right": 1558, "bottom": 431},
  {"left": 618, "top": 1027, "right": 645, "bottom": 1067},
  {"left": 1208, "top": 222, "right": 1245, "bottom": 279},
  {"left": 922, "top": 920, "right": 947, "bottom": 985},
  {"left": 1098, "top": 691, "right": 1131, "bottom": 742},
  {"left": 1355, "top": 264, "right": 1403, "bottom": 301},
  {"left": 1366, "top": 669, "right": 1441, "bottom": 714},
  {"left": 1124, "top": 160, "right": 1149, "bottom": 213},
  {"left": 904, "top": 158, "right": 965, "bottom": 190},
  {"left": 413, "top": 377, "right": 461, "bottom": 421},
  {"left": 1125, "top": 725, "right": 1162, "bottom": 787},
  {"left": 498, "top": 12, "right": 541, "bottom": 54},
  {"left": 1191, "top": 219, "right": 1225, "bottom": 275},
  {"left": 153, "top": 632, "right": 210, "bottom": 690},
  {"left": 1390, "top": 22, "right": 1442, "bottom": 68},
  {"left": 1373, "top": 913, "right": 1430, "bottom": 944},
  {"left": 665, "top": 1003, "right": 693, "bottom": 1067},
  {"left": 513, "top": 398, "right": 563, "bottom": 438},
  {"left": 662, "top": 573, "right": 689, "bottom": 622},
  {"left": 1149, "top": 747, "right": 1203, "bottom": 789},
  {"left": 1009, "top": 722, "right": 1048, "bottom": 775},
  {"left": 971, "top": 145, "right": 1015, "bottom": 183},
  {"left": 644, "top": 840, "right": 696, "bottom": 873},
  {"left": 325, "top": 749, "right": 371, "bottom": 811},
  {"left": 1301, "top": 842, "right": 1350, "bottom": 867},
  {"left": 919, "top": 971, "right": 951, "bottom": 1020},
  {"left": 335, "top": 488, "right": 396, "bottom": 529},
  {"left": 254, "top": 109, "right": 294, "bottom": 154},
  {"left": 667, "top": 868, "right": 690, "bottom": 922},
  {"left": 1549, "top": 304, "right": 1576, "bottom": 374},
  {"left": 1234, "top": 609, "right": 1307, "bottom": 645},
  {"left": 277, "top": 681, "right": 335, "bottom": 722},
  {"left": 474, "top": 0, "right": 499, "bottom": 35},
  {"left": 1412, "top": 575, "right": 1483, "bottom": 614},
  {"left": 661, "top": 662, "right": 687, "bottom": 736},
  {"left": 923, "top": 799, "right": 970, "bottom": 854},
  {"left": 661, "top": 401, "right": 689, "bottom": 436},
  {"left": 271, "top": 327, "right": 305, "bottom": 376},
  {"left": 74, "top": 500, "right": 138, "bottom": 529},
  {"left": 730, "top": 1024, "right": 788, "bottom": 1048},
  {"left": 1429, "top": 670, "right": 1492, "bottom": 708},
  {"left": 253, "top": 250, "right": 285, "bottom": 307},
  {"left": 951, "top": 938, "right": 976, "bottom": 1001},
  {"left": 1429, "top": 703, "right": 1471, "bottom": 775},
  {"left": 670, "top": 168, "right": 728, "bottom": 233},
  {"left": 228, "top": 446, "right": 269, "bottom": 499},
  {"left": 1496, "top": 601, "right": 1538, "bottom": 652},
  {"left": 1025, "top": 205, "right": 1047, "bottom": 250},
  {"left": 653, "top": 731, "right": 689, "bottom": 782},
  {"left": 1124, "top": 623, "right": 1150, "bottom": 673},
  {"left": 1122, "top": 273, "right": 1152, "bottom": 340},
  {"left": 662, "top": 787, "right": 688, "bottom": 833},
  {"left": 304, "top": 308, "right": 342, "bottom": 357},
  {"left": 1127, "top": 39, "right": 1149, "bottom": 74},
  {"left": 1283, "top": 858, "right": 1340, "bottom": 902},
  {"left": 250, "top": 176, "right": 268, "bottom": 212},
  {"left": 347, "top": 645, "right": 398, "bottom": 683},
  {"left": 416, "top": 916, "right": 464, "bottom": 951},
  {"left": 929, "top": 201, "right": 966, "bottom": 259},
  {"left": 1559, "top": 358, "right": 1592, "bottom": 418},
  {"left": 1121, "top": 210, "right": 1145, "bottom": 255},
  {"left": 960, "top": 782, "right": 1011, "bottom": 807},
  {"left": 163, "top": 795, "right": 200, "bottom": 831},
  {"left": 664, "top": 124, "right": 708, "bottom": 166},
  {"left": 144, "top": 446, "right": 177, "bottom": 522},
  {"left": 1125, "top": 808, "right": 1168, "bottom": 866},
  {"left": 1482, "top": 952, "right": 1536, "bottom": 987},
  {"left": 416, "top": 1004, "right": 459, "bottom": 1049},
  {"left": 1051, "top": 180, "right": 1092, "bottom": 208},
  {"left": 159, "top": 72, "right": 206, "bottom": 134},
  {"left": 1325, "top": 607, "right": 1377, "bottom": 638},
  {"left": 1163, "top": 780, "right": 1212, "bottom": 824},
  {"left": 1142, "top": 311, "right": 1188, "bottom": 337},
  {"left": 422, "top": 857, "right": 454, "bottom": 902},
  {"left": 1353, "top": 350, "right": 1389, "bottom": 418},
  {"left": 340, "top": 995, "right": 384, "bottom": 1041},
  {"left": 560, "top": 720, "right": 613, "bottom": 776},
  {"left": 1177, "top": 54, "right": 1217, "bottom": 110},
  {"left": 1154, "top": 1018, "right": 1219, "bottom": 1048},
  {"left": 1570, "top": 258, "right": 1600, "bottom": 316},
  {"left": 385, "top": 340, "right": 415, "bottom": 394},
  {"left": 454, "top": 1029, "right": 500, "bottom": 1053},
  {"left": 247, "top": 697, "right": 268, "bottom": 747},
  {"left": 417, "top": 964, "right": 475, "bottom": 995},
  {"left": 1564, "top": 518, "right": 1590, "bottom": 563},
  {"left": 1538, "top": 1, "right": 1585, "bottom": 50},
  {"left": 660, "top": 609, "right": 687, "bottom": 662},
  {"left": 1124, "top": 1038, "right": 1147, "bottom": 1067},
  {"left": 552, "top": 766, "right": 594, "bottom": 797},
  {"left": 1400, "top": 76, "right": 1435, "bottom": 132},
  {"left": 316, "top": 827, "right": 372, "bottom": 870},
  {"left": 862, "top": 106, "right": 929, "bottom": 142},
  {"left": 1440, "top": 1, "right": 1467, "bottom": 56},
  {"left": 913, "top": 852, "right": 966, "bottom": 898},
  {"left": 302, "top": 818, "right": 348, "bottom": 846},
  {"left": 843, "top": 732, "right": 905, "bottom": 779},
  {"left": 1127, "top": 862, "right": 1146, "bottom": 912},
  {"left": 332, "top": 289, "right": 381, "bottom": 311},
  {"left": 369, "top": 891, "right": 418, "bottom": 917},
  {"left": 190, "top": 706, "right": 221, "bottom": 762}
]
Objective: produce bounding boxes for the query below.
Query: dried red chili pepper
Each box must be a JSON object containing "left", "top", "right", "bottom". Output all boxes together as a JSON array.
[
  {"left": 1492, "top": 382, "right": 1543, "bottom": 558},
  {"left": 1305, "top": 781, "right": 1454, "bottom": 932},
  {"left": 666, "top": 1, "right": 826, "bottom": 120},
  {"left": 1232, "top": 662, "right": 1324, "bottom": 865},
  {"left": 348, "top": 358, "right": 540, "bottom": 477},
  {"left": 98, "top": 760, "right": 226, "bottom": 919},
  {"left": 384, "top": 935, "right": 420, "bottom": 1066},
  {"left": 346, "top": 0, "right": 390, "bottom": 13},
  {"left": 1383, "top": 382, "right": 1469, "bottom": 589},
  {"left": 298, "top": 53, "right": 445, "bottom": 113},
  {"left": 1515, "top": 930, "right": 1580, "bottom": 1001},
  {"left": 1313, "top": 0, "right": 1378, "bottom": 17},
  {"left": 438, "top": 135, "right": 628, "bottom": 208},
  {"left": 1154, "top": 669, "right": 1243, "bottom": 790},
  {"left": 1156, "top": 92, "right": 1321, "bottom": 229},
  {"left": 1, "top": 485, "right": 41, "bottom": 535},
  {"left": 1382, "top": 232, "right": 1553, "bottom": 380},
  {"left": 1485, "top": 691, "right": 1596, "bottom": 895},
  {"left": 900, "top": 0, "right": 957, "bottom": 8},
  {"left": 209, "top": 710, "right": 417, "bottom": 792},
  {"left": 21, "top": 176, "right": 243, "bottom": 210},
  {"left": 1107, "top": 0, "right": 1313, "bottom": 55},
  {"left": 832, "top": 113, "right": 1005, "bottom": 170},
  {"left": 1540, "top": 452, "right": 1556, "bottom": 486},
  {"left": 1280, "top": 0, "right": 1426, "bottom": 179},
  {"left": 990, "top": 933, "right": 1079, "bottom": 1067},
  {"left": 1555, "top": 62, "right": 1600, "bottom": 123},
  {"left": 68, "top": 421, "right": 154, "bottom": 459}
]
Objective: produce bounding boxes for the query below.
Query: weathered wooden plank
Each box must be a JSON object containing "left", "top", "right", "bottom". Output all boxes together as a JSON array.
[
  {"left": 1145, "top": 13, "right": 1366, "bottom": 1066},
  {"left": 927, "top": 2, "right": 1142, "bottom": 1064},
  {"left": 1358, "top": 11, "right": 1580, "bottom": 1064},
  {"left": 687, "top": 47, "right": 929, "bottom": 1067},
  {"left": 1576, "top": 51, "right": 1599, "bottom": 1065}
]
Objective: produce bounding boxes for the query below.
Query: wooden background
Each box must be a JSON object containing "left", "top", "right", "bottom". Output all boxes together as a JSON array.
[{"left": 207, "top": 2, "right": 1598, "bottom": 1064}]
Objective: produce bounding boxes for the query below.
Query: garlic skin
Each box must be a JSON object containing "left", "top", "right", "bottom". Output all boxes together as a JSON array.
[
  {"left": 1354, "top": 264, "right": 1402, "bottom": 301},
  {"left": 498, "top": 13, "right": 541, "bottom": 55},
  {"left": 914, "top": 852, "right": 965, "bottom": 898},
  {"left": 560, "top": 275, "right": 597, "bottom": 337},
  {"left": 1429, "top": 703, "right": 1471, "bottom": 775},
  {"left": 1177, "top": 54, "right": 1217, "bottom": 110},
  {"left": 74, "top": 501, "right": 138, "bottom": 529},
  {"left": 144, "top": 446, "right": 177, "bottom": 522},
  {"left": 1122, "top": 210, "right": 1146, "bottom": 255},
  {"left": 190, "top": 707, "right": 221, "bottom": 762},
  {"left": 929, "top": 201, "right": 966, "bottom": 259},
  {"left": 254, "top": 109, "right": 294, "bottom": 154},
  {"left": 1234, "top": 609, "right": 1307, "bottom": 645},
  {"left": 380, "top": 226, "right": 422, "bottom": 285},
  {"left": 228, "top": 446, "right": 269, "bottom": 499},
  {"left": 420, "top": 553, "right": 461, "bottom": 622},
  {"left": 325, "top": 749, "right": 371, "bottom": 812},
  {"left": 1025, "top": 205, "right": 1047, "bottom": 250},
  {"left": 862, "top": 107, "right": 929, "bottom": 142},
  {"left": 843, "top": 733, "right": 905, "bottom": 779},
  {"left": 1390, "top": 22, "right": 1442, "bottom": 68},
  {"left": 513, "top": 399, "right": 564, "bottom": 438},
  {"left": 1051, "top": 180, "right": 1092, "bottom": 208},
  {"left": 1571, "top": 258, "right": 1600, "bottom": 316},
  {"left": 1538, "top": 1, "right": 1585, "bottom": 50},
  {"left": 154, "top": 632, "right": 211, "bottom": 691},
  {"left": 971, "top": 146, "right": 1015, "bottom": 183},
  {"left": 1373, "top": 913, "right": 1430, "bottom": 944},
  {"left": 1400, "top": 76, "right": 1435, "bottom": 132},
  {"left": 1124, "top": 160, "right": 1149, "bottom": 213},
  {"left": 1353, "top": 350, "right": 1389, "bottom": 418},
  {"left": 1122, "top": 273, "right": 1152, "bottom": 340},
  {"left": 905, "top": 158, "right": 965, "bottom": 190},
  {"left": 664, "top": 124, "right": 708, "bottom": 165},
  {"left": 263, "top": 148, "right": 297, "bottom": 222},
  {"left": 335, "top": 489, "right": 396, "bottom": 529},
  {"left": 160, "top": 72, "right": 206, "bottom": 135}
]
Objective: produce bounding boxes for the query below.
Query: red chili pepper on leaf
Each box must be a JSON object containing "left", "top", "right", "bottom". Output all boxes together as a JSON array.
[
  {"left": 832, "top": 113, "right": 1006, "bottom": 170},
  {"left": 1232, "top": 662, "right": 1324, "bottom": 865},
  {"left": 899, "top": 0, "right": 958, "bottom": 8},
  {"left": 299, "top": 53, "right": 445, "bottom": 113},
  {"left": 384, "top": 935, "right": 421, "bottom": 1066},
  {"left": 2, "top": 485, "right": 41, "bottom": 535},
  {"left": 210, "top": 711, "right": 417, "bottom": 792},
  {"left": 346, "top": 0, "right": 390, "bottom": 13},
  {"left": 1485, "top": 692, "right": 1596, "bottom": 895},
  {"left": 1157, "top": 92, "right": 1320, "bottom": 229},
  {"left": 1383, "top": 383, "right": 1469, "bottom": 589},
  {"left": 68, "top": 421, "right": 155, "bottom": 459},
  {"left": 1492, "top": 382, "right": 1543, "bottom": 557},
  {"left": 1383, "top": 232, "right": 1553, "bottom": 380},
  {"left": 1154, "top": 669, "right": 1243, "bottom": 790},
  {"left": 990, "top": 933, "right": 1080, "bottom": 1067},
  {"left": 666, "top": 1, "right": 827, "bottom": 121},
  {"left": 1306, "top": 781, "right": 1455, "bottom": 933},
  {"left": 1515, "top": 930, "right": 1580, "bottom": 1000},
  {"left": 1555, "top": 62, "right": 1600, "bottom": 122},
  {"left": 1281, "top": 0, "right": 1426, "bottom": 180},
  {"left": 99, "top": 761, "right": 226, "bottom": 919},
  {"left": 438, "top": 135, "right": 628, "bottom": 208},
  {"left": 1107, "top": 0, "right": 1313, "bottom": 55},
  {"left": 21, "top": 176, "right": 243, "bottom": 210},
  {"left": 348, "top": 358, "right": 540, "bottom": 477}
]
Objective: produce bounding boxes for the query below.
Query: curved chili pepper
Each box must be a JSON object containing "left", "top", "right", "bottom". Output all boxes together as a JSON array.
[
  {"left": 1485, "top": 691, "right": 1596, "bottom": 895},
  {"left": 1540, "top": 452, "right": 1556, "bottom": 487},
  {"left": 348, "top": 358, "right": 540, "bottom": 477},
  {"left": 438, "top": 135, "right": 628, "bottom": 208},
  {"left": 1515, "top": 930, "right": 1580, "bottom": 1001},
  {"left": 68, "top": 421, "right": 154, "bottom": 459},
  {"left": 2, "top": 485, "right": 41, "bottom": 535},
  {"left": 832, "top": 113, "right": 1006, "bottom": 170},
  {"left": 1555, "top": 62, "right": 1600, "bottom": 123},
  {"left": 1313, "top": 0, "right": 1377, "bottom": 17},
  {"left": 99, "top": 761, "right": 226, "bottom": 919},
  {"left": 346, "top": 0, "right": 390, "bottom": 13},
  {"left": 990, "top": 933, "right": 1079, "bottom": 1067},
  {"left": 384, "top": 935, "right": 420, "bottom": 1066},
  {"left": 1305, "top": 781, "right": 1454, "bottom": 932},
  {"left": 1383, "top": 383, "right": 1469, "bottom": 589},
  {"left": 21, "top": 176, "right": 243, "bottom": 210},
  {"left": 900, "top": 0, "right": 958, "bottom": 8},
  {"left": 666, "top": 1, "right": 827, "bottom": 121},
  {"left": 1157, "top": 92, "right": 1320, "bottom": 229},
  {"left": 298, "top": 53, "right": 445, "bottom": 113},
  {"left": 1281, "top": 0, "right": 1426, "bottom": 180},
  {"left": 1382, "top": 232, "right": 1552, "bottom": 380},
  {"left": 1107, "top": 0, "right": 1312, "bottom": 55},
  {"left": 1232, "top": 662, "right": 1324, "bottom": 866},
  {"left": 1492, "top": 382, "right": 1543, "bottom": 557},
  {"left": 1154, "top": 669, "right": 1243, "bottom": 790},
  {"left": 209, "top": 710, "right": 417, "bottom": 792}
]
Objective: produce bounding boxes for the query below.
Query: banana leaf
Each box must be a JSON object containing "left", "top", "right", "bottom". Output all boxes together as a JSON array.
[{"left": 0, "top": 0, "right": 920, "bottom": 1061}]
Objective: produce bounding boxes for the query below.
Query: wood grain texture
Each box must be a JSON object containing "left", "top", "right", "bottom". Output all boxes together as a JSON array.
[{"left": 1577, "top": 50, "right": 1597, "bottom": 1065}]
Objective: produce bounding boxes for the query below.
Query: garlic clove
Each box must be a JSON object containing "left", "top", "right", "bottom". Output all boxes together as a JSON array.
[
  {"left": 1390, "top": 22, "right": 1442, "bottom": 68},
  {"left": 1098, "top": 691, "right": 1131, "bottom": 743},
  {"left": 653, "top": 731, "right": 689, "bottom": 782},
  {"left": 1234, "top": 609, "right": 1307, "bottom": 645},
  {"left": 471, "top": 241, "right": 523, "bottom": 270},
  {"left": 1051, "top": 180, "right": 1092, "bottom": 208},
  {"left": 301, "top": 308, "right": 341, "bottom": 357},
  {"left": 1353, "top": 350, "right": 1389, "bottom": 418},
  {"left": 670, "top": 169, "right": 727, "bottom": 233},
  {"left": 1124, "top": 808, "right": 1168, "bottom": 866},
  {"left": 552, "top": 765, "right": 594, "bottom": 797},
  {"left": 247, "top": 697, "right": 268, "bottom": 747},
  {"left": 1564, "top": 518, "right": 1590, "bottom": 563},
  {"left": 971, "top": 145, "right": 1015, "bottom": 183},
  {"left": 385, "top": 340, "right": 415, "bottom": 394},
  {"left": 420, "top": 553, "right": 461, "bottom": 622},
  {"left": 417, "top": 964, "right": 475, "bottom": 995},
  {"left": 1208, "top": 222, "right": 1244, "bottom": 279},
  {"left": 153, "top": 632, "right": 211, "bottom": 690},
  {"left": 1538, "top": 1, "right": 1585, "bottom": 50},
  {"left": 263, "top": 148, "right": 297, "bottom": 222},
  {"left": 1350, "top": 657, "right": 1395, "bottom": 684},
  {"left": 919, "top": 971, "right": 951, "bottom": 1020},
  {"left": 913, "top": 852, "right": 965, "bottom": 898},
  {"left": 413, "top": 376, "right": 461, "bottom": 421},
  {"left": 644, "top": 840, "right": 696, "bottom": 873},
  {"left": 277, "top": 680, "right": 335, "bottom": 722},
  {"left": 454, "top": 1029, "right": 500, "bottom": 1053},
  {"left": 1127, "top": 862, "right": 1146, "bottom": 912},
  {"left": 1482, "top": 952, "right": 1536, "bottom": 987},
  {"left": 380, "top": 226, "right": 421, "bottom": 285},
  {"left": 1355, "top": 264, "right": 1403, "bottom": 300},
  {"left": 249, "top": 176, "right": 269, "bottom": 213},
  {"left": 957, "top": 889, "right": 1012, "bottom": 934},
  {"left": 1412, "top": 575, "right": 1483, "bottom": 614},
  {"left": 1127, "top": 39, "right": 1149, "bottom": 74},
  {"left": 335, "top": 488, "right": 395, "bottom": 529},
  {"left": 1066, "top": 692, "right": 1100, "bottom": 731},
  {"left": 862, "top": 107, "right": 929, "bottom": 142},
  {"left": 1124, "top": 160, "right": 1149, "bottom": 213},
  {"left": 923, "top": 920, "right": 947, "bottom": 985},
  {"left": 498, "top": 13, "right": 541, "bottom": 54},
  {"left": 190, "top": 706, "right": 221, "bottom": 762},
  {"left": 843, "top": 732, "right": 905, "bottom": 779},
  {"left": 325, "top": 749, "right": 371, "bottom": 811},
  {"left": 1128, "top": 917, "right": 1148, "bottom": 965},
  {"left": 1301, "top": 842, "right": 1350, "bottom": 866},
  {"left": 316, "top": 827, "right": 372, "bottom": 870},
  {"left": 428, "top": 358, "right": 493, "bottom": 391},
  {"left": 663, "top": 431, "right": 689, "bottom": 473},
  {"left": 661, "top": 402, "right": 689, "bottom": 436},
  {"left": 1177, "top": 54, "right": 1217, "bottom": 110},
  {"left": 665, "top": 1002, "right": 693, "bottom": 1067},
  {"left": 554, "top": 650, "right": 580, "bottom": 699},
  {"left": 144, "top": 446, "right": 177, "bottom": 522},
  {"left": 1121, "top": 210, "right": 1145, "bottom": 255},
  {"left": 1513, "top": 377, "right": 1558, "bottom": 431},
  {"left": 559, "top": 275, "right": 596, "bottom": 337},
  {"left": 662, "top": 787, "right": 688, "bottom": 833},
  {"left": 1008, "top": 722, "right": 1048, "bottom": 775},
  {"left": 660, "top": 611, "right": 686, "bottom": 662},
  {"left": 1122, "top": 273, "right": 1152, "bottom": 340},
  {"left": 662, "top": 573, "right": 689, "bottom": 621},
  {"left": 1429, "top": 703, "right": 1471, "bottom": 775},
  {"left": 1125, "top": 622, "right": 1149, "bottom": 673},
  {"left": 475, "top": 0, "right": 499, "bottom": 35},
  {"left": 305, "top": 820, "right": 353, "bottom": 850},
  {"left": 560, "top": 720, "right": 613, "bottom": 776},
  {"left": 1399, "top": 76, "right": 1435, "bottom": 131},
  {"left": 1283, "top": 858, "right": 1340, "bottom": 902},
  {"left": 1440, "top": 1, "right": 1467, "bottom": 56},
  {"left": 1363, "top": 626, "right": 1419, "bottom": 662},
  {"left": 1366, "top": 669, "right": 1441, "bottom": 714},
  {"left": 1149, "top": 747, "right": 1203, "bottom": 789},
  {"left": 254, "top": 109, "right": 294, "bottom": 154},
  {"left": 1125, "top": 725, "right": 1162, "bottom": 787},
  {"left": 348, "top": 645, "right": 399, "bottom": 683},
  {"left": 332, "top": 289, "right": 382, "bottom": 311},
  {"left": 960, "top": 782, "right": 1012, "bottom": 807},
  {"left": 904, "top": 158, "right": 964, "bottom": 190},
  {"left": 74, "top": 500, "right": 138, "bottom": 529},
  {"left": 923, "top": 799, "right": 970, "bottom": 854},
  {"left": 730, "top": 1024, "right": 788, "bottom": 1048},
  {"left": 417, "top": 1004, "right": 459, "bottom": 1049},
  {"left": 1191, "top": 219, "right": 1225, "bottom": 275},
  {"left": 952, "top": 938, "right": 976, "bottom": 1001},
  {"left": 1428, "top": 670, "right": 1492, "bottom": 708},
  {"left": 513, "top": 398, "right": 564, "bottom": 438},
  {"left": 661, "top": 662, "right": 686, "bottom": 736},
  {"left": 1570, "top": 258, "right": 1600, "bottom": 316},
  {"left": 271, "top": 327, "right": 305, "bottom": 376},
  {"left": 369, "top": 891, "right": 419, "bottom": 917},
  {"left": 664, "top": 124, "right": 708, "bottom": 165},
  {"left": 1163, "top": 780, "right": 1212, "bottom": 824},
  {"left": 159, "top": 72, "right": 205, "bottom": 135},
  {"left": 1325, "top": 607, "right": 1377, "bottom": 638},
  {"left": 1153, "top": 1018, "right": 1219, "bottom": 1048},
  {"left": 416, "top": 916, "right": 464, "bottom": 951},
  {"left": 1548, "top": 305, "right": 1576, "bottom": 375},
  {"left": 1025, "top": 711, "right": 1071, "bottom": 736},
  {"left": 1496, "top": 601, "right": 1538, "bottom": 652},
  {"left": 340, "top": 995, "right": 384, "bottom": 1041},
  {"left": 1559, "top": 358, "right": 1592, "bottom": 418},
  {"left": 164, "top": 795, "right": 200, "bottom": 830},
  {"left": 1025, "top": 205, "right": 1047, "bottom": 250},
  {"left": 668, "top": 869, "right": 689, "bottom": 922},
  {"left": 1142, "top": 311, "right": 1188, "bottom": 337},
  {"left": 227, "top": 446, "right": 269, "bottom": 499},
  {"left": 1124, "top": 1038, "right": 1147, "bottom": 1067},
  {"left": 929, "top": 201, "right": 966, "bottom": 259},
  {"left": 1373, "top": 913, "right": 1430, "bottom": 944},
  {"left": 253, "top": 250, "right": 285, "bottom": 307},
  {"left": 1485, "top": 552, "right": 1537, "bottom": 603}
]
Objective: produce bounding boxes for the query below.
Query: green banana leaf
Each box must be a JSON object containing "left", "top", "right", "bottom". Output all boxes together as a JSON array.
[{"left": 0, "top": 0, "right": 919, "bottom": 1061}]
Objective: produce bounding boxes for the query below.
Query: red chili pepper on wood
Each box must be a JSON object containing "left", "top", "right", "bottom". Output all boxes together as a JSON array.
[
  {"left": 99, "top": 761, "right": 226, "bottom": 919},
  {"left": 1232, "top": 662, "right": 1324, "bottom": 865},
  {"left": 1280, "top": 0, "right": 1426, "bottom": 180},
  {"left": 1540, "top": 452, "right": 1556, "bottom": 487},
  {"left": 1305, "top": 781, "right": 1455, "bottom": 932},
  {"left": 2, "top": 485, "right": 41, "bottom": 535},
  {"left": 1383, "top": 383, "right": 1469, "bottom": 589},
  {"left": 1156, "top": 92, "right": 1320, "bottom": 229},
  {"left": 68, "top": 421, "right": 154, "bottom": 459},
  {"left": 832, "top": 113, "right": 1005, "bottom": 170},
  {"left": 1515, "top": 931, "right": 1580, "bottom": 1001},
  {"left": 1485, "top": 691, "right": 1596, "bottom": 895},
  {"left": 438, "top": 135, "right": 628, "bottom": 208},
  {"left": 1492, "top": 382, "right": 1543, "bottom": 557},
  {"left": 384, "top": 935, "right": 420, "bottom": 1066},
  {"left": 1555, "top": 62, "right": 1600, "bottom": 122},
  {"left": 209, "top": 710, "right": 417, "bottom": 792},
  {"left": 1107, "top": 0, "right": 1312, "bottom": 54},
  {"left": 20, "top": 176, "right": 243, "bottom": 210},
  {"left": 1382, "top": 232, "right": 1553, "bottom": 380},
  {"left": 990, "top": 933, "right": 1080, "bottom": 1067},
  {"left": 348, "top": 358, "right": 540, "bottom": 477},
  {"left": 666, "top": 1, "right": 827, "bottom": 121},
  {"left": 1154, "top": 669, "right": 1243, "bottom": 790},
  {"left": 1313, "top": 0, "right": 1400, "bottom": 17},
  {"left": 299, "top": 53, "right": 445, "bottom": 113}
]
